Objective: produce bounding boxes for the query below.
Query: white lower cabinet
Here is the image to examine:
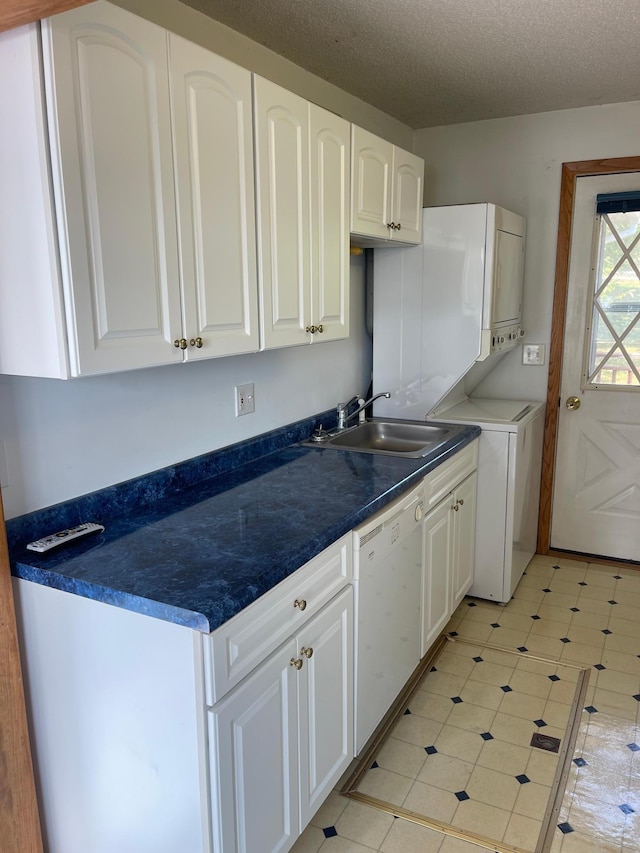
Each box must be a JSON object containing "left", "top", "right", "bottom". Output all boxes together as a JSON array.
[
  {"left": 421, "top": 442, "right": 478, "bottom": 657},
  {"left": 209, "top": 586, "right": 353, "bottom": 853},
  {"left": 14, "top": 533, "right": 353, "bottom": 853}
]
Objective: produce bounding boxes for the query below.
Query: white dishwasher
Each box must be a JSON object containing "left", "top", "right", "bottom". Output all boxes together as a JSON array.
[{"left": 353, "top": 482, "right": 424, "bottom": 753}]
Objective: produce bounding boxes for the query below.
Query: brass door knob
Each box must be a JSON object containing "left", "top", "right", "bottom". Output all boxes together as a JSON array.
[
  {"left": 189, "top": 337, "right": 203, "bottom": 348},
  {"left": 300, "top": 647, "right": 314, "bottom": 659},
  {"left": 566, "top": 396, "right": 581, "bottom": 410},
  {"left": 174, "top": 338, "right": 188, "bottom": 350},
  {"left": 290, "top": 658, "right": 303, "bottom": 670},
  {"left": 294, "top": 598, "right": 307, "bottom": 611}
]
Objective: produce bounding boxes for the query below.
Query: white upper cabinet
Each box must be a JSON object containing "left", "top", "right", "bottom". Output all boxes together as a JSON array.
[
  {"left": 350, "top": 125, "right": 424, "bottom": 247},
  {"left": 43, "top": 3, "right": 183, "bottom": 375},
  {"left": 254, "top": 77, "right": 350, "bottom": 348},
  {"left": 169, "top": 33, "right": 259, "bottom": 360},
  {"left": 0, "top": 1, "right": 259, "bottom": 377}
]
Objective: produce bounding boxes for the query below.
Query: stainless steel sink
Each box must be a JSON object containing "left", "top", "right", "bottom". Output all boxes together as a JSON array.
[{"left": 304, "top": 419, "right": 462, "bottom": 458}]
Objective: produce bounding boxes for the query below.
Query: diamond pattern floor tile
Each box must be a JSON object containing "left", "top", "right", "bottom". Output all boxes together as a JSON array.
[{"left": 296, "top": 557, "right": 640, "bottom": 853}]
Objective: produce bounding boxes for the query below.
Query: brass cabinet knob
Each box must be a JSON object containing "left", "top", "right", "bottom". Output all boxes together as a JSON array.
[
  {"left": 301, "top": 647, "right": 314, "bottom": 659},
  {"left": 451, "top": 504, "right": 459, "bottom": 511},
  {"left": 387, "top": 221, "right": 396, "bottom": 229},
  {"left": 316, "top": 324, "right": 324, "bottom": 333},
  {"left": 395, "top": 223, "right": 402, "bottom": 230},
  {"left": 566, "top": 396, "right": 581, "bottom": 410},
  {"left": 457, "top": 498, "right": 464, "bottom": 506},
  {"left": 189, "top": 337, "right": 203, "bottom": 348},
  {"left": 294, "top": 598, "right": 307, "bottom": 611},
  {"left": 306, "top": 325, "right": 317, "bottom": 334},
  {"left": 290, "top": 658, "right": 303, "bottom": 670},
  {"left": 174, "top": 338, "right": 188, "bottom": 350}
]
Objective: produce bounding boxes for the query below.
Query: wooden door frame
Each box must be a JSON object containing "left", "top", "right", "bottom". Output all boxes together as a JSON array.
[
  {"left": 1, "top": 489, "right": 43, "bottom": 853},
  {"left": 537, "top": 155, "right": 640, "bottom": 555}
]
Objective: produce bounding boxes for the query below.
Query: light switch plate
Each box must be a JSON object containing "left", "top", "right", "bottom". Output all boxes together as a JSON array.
[{"left": 523, "top": 343, "right": 546, "bottom": 366}]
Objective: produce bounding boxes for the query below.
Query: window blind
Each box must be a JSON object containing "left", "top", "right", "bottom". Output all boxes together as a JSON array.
[{"left": 596, "top": 191, "right": 640, "bottom": 215}]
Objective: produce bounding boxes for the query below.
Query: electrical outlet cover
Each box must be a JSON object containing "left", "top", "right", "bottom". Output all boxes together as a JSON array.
[{"left": 235, "top": 383, "right": 255, "bottom": 416}]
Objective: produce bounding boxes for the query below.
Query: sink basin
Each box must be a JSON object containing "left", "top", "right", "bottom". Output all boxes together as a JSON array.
[{"left": 304, "top": 419, "right": 462, "bottom": 458}]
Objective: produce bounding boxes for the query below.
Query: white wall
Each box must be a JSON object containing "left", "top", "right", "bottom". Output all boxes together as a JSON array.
[
  {"left": 414, "top": 100, "right": 640, "bottom": 403},
  {"left": 0, "top": 259, "right": 371, "bottom": 519}
]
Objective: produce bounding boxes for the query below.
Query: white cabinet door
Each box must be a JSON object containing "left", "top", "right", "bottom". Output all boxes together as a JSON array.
[
  {"left": 350, "top": 125, "right": 393, "bottom": 240},
  {"left": 43, "top": 2, "right": 183, "bottom": 374},
  {"left": 210, "top": 637, "right": 299, "bottom": 853},
  {"left": 254, "top": 77, "right": 311, "bottom": 349},
  {"left": 297, "top": 587, "right": 353, "bottom": 829},
  {"left": 421, "top": 498, "right": 452, "bottom": 657},
  {"left": 350, "top": 125, "right": 424, "bottom": 246},
  {"left": 309, "top": 104, "right": 350, "bottom": 343},
  {"left": 210, "top": 585, "right": 354, "bottom": 853},
  {"left": 451, "top": 472, "right": 477, "bottom": 609},
  {"left": 169, "top": 34, "right": 259, "bottom": 359},
  {"left": 391, "top": 148, "right": 424, "bottom": 244}
]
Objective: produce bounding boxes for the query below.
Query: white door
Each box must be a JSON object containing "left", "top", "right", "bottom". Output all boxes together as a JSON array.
[
  {"left": 297, "top": 587, "right": 353, "bottom": 829},
  {"left": 552, "top": 173, "right": 640, "bottom": 560},
  {"left": 209, "top": 637, "right": 299, "bottom": 853},
  {"left": 309, "top": 104, "right": 350, "bottom": 342},
  {"left": 350, "top": 126, "right": 393, "bottom": 239},
  {"left": 254, "top": 77, "right": 310, "bottom": 349},
  {"left": 169, "top": 34, "right": 259, "bottom": 359},
  {"left": 44, "top": 3, "right": 182, "bottom": 374},
  {"left": 390, "top": 148, "right": 424, "bottom": 244}
]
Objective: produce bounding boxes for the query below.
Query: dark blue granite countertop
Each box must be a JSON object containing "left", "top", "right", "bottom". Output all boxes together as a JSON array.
[{"left": 7, "top": 412, "right": 479, "bottom": 633}]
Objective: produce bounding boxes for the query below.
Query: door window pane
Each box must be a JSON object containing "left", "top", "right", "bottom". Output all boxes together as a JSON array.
[{"left": 586, "top": 211, "right": 640, "bottom": 388}]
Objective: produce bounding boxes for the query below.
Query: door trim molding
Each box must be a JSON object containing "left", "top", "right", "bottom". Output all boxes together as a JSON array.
[
  {"left": 537, "top": 156, "right": 640, "bottom": 555},
  {"left": 0, "top": 488, "right": 44, "bottom": 852}
]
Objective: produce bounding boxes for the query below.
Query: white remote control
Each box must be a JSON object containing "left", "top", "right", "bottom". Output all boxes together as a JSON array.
[{"left": 27, "top": 522, "right": 105, "bottom": 553}]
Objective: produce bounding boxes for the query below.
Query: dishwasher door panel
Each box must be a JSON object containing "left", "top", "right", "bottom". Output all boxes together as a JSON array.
[{"left": 353, "top": 518, "right": 422, "bottom": 754}]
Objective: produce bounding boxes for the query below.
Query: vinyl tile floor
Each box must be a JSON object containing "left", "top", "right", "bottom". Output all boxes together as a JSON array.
[{"left": 292, "top": 555, "right": 640, "bottom": 853}]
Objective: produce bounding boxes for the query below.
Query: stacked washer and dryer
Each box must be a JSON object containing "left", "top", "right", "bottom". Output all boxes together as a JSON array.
[{"left": 372, "top": 203, "right": 544, "bottom": 604}]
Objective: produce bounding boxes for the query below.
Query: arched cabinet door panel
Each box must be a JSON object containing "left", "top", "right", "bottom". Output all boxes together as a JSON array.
[
  {"left": 169, "top": 33, "right": 259, "bottom": 359},
  {"left": 254, "top": 76, "right": 311, "bottom": 349},
  {"left": 43, "top": 2, "right": 183, "bottom": 373}
]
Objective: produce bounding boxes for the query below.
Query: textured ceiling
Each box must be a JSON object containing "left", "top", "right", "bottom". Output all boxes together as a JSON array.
[{"left": 180, "top": 0, "right": 640, "bottom": 128}]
